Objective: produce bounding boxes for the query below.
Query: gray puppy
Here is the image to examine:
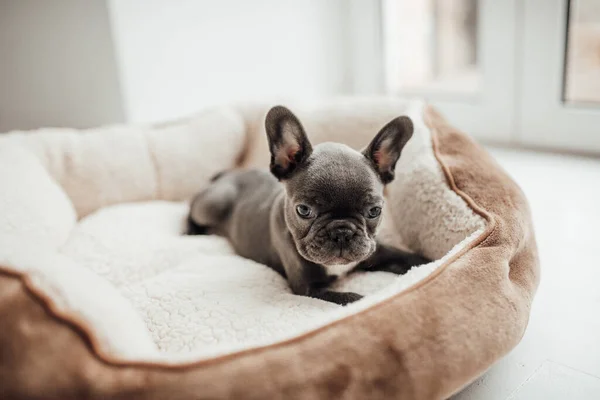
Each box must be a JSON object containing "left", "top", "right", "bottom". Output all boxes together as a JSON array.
[{"left": 187, "top": 106, "right": 429, "bottom": 305}]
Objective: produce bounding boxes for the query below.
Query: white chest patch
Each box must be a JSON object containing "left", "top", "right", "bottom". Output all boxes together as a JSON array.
[{"left": 325, "top": 262, "right": 358, "bottom": 277}]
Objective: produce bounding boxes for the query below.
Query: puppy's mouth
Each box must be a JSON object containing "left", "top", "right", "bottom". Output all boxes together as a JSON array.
[
  {"left": 297, "top": 226, "right": 376, "bottom": 265},
  {"left": 323, "top": 256, "right": 356, "bottom": 266},
  {"left": 302, "top": 246, "right": 372, "bottom": 266}
]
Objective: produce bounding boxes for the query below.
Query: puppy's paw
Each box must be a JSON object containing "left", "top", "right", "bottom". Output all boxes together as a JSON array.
[
  {"left": 309, "top": 289, "right": 363, "bottom": 306},
  {"left": 185, "top": 215, "right": 210, "bottom": 235},
  {"left": 339, "top": 292, "right": 364, "bottom": 306},
  {"left": 410, "top": 253, "right": 431, "bottom": 266},
  {"left": 379, "top": 254, "right": 431, "bottom": 275}
]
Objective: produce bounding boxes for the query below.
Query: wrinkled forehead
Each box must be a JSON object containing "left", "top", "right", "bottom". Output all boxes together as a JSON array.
[{"left": 287, "top": 143, "right": 384, "bottom": 205}]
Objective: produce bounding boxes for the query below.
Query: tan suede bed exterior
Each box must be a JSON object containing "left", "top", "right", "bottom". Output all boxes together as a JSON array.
[{"left": 0, "top": 106, "right": 539, "bottom": 400}]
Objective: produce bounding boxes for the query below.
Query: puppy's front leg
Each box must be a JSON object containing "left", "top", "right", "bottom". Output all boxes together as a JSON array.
[
  {"left": 279, "top": 252, "right": 362, "bottom": 306},
  {"left": 271, "top": 228, "right": 363, "bottom": 306},
  {"left": 357, "top": 242, "right": 430, "bottom": 275}
]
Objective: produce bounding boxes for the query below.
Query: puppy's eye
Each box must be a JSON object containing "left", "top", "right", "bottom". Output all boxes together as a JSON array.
[
  {"left": 296, "top": 204, "right": 312, "bottom": 218},
  {"left": 367, "top": 206, "right": 382, "bottom": 219}
]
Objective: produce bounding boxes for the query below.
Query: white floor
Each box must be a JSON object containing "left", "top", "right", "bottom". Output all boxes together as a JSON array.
[{"left": 453, "top": 147, "right": 600, "bottom": 400}]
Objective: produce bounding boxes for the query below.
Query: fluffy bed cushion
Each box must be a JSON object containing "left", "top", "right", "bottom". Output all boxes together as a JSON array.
[
  {"left": 59, "top": 200, "right": 482, "bottom": 361},
  {"left": 0, "top": 99, "right": 537, "bottom": 399}
]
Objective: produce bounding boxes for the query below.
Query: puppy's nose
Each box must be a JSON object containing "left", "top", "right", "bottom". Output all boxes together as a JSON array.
[{"left": 329, "top": 227, "right": 354, "bottom": 243}]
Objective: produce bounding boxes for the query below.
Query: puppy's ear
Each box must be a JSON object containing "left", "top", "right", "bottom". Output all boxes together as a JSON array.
[
  {"left": 265, "top": 106, "right": 313, "bottom": 180},
  {"left": 363, "top": 116, "right": 414, "bottom": 184}
]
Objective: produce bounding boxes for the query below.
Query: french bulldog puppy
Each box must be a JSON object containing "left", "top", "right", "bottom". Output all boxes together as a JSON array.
[{"left": 187, "top": 106, "right": 429, "bottom": 305}]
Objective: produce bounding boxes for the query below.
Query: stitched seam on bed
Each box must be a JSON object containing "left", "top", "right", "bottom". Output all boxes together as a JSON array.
[
  {"left": 142, "top": 132, "right": 162, "bottom": 200},
  {"left": 234, "top": 109, "right": 261, "bottom": 168}
]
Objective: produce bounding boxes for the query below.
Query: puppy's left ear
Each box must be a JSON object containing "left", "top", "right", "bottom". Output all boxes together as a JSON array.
[
  {"left": 363, "top": 116, "right": 414, "bottom": 184},
  {"left": 265, "top": 106, "right": 313, "bottom": 180}
]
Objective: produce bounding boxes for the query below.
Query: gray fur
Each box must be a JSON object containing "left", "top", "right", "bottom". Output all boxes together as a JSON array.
[{"left": 188, "top": 106, "right": 429, "bottom": 305}]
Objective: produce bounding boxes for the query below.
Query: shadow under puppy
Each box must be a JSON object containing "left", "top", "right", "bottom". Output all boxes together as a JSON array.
[{"left": 187, "top": 106, "right": 429, "bottom": 305}]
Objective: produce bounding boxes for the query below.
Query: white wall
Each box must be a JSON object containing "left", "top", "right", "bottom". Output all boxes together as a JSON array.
[
  {"left": 108, "top": 0, "right": 351, "bottom": 123},
  {"left": 0, "top": 0, "right": 125, "bottom": 131}
]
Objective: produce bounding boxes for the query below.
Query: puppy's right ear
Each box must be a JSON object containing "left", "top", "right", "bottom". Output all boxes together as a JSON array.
[{"left": 265, "top": 106, "right": 313, "bottom": 180}]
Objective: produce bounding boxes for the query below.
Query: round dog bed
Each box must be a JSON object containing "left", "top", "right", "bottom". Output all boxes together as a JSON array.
[{"left": 0, "top": 99, "right": 539, "bottom": 399}]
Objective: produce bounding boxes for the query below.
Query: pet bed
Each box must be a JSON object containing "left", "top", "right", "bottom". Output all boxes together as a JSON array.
[{"left": 0, "top": 99, "right": 539, "bottom": 399}]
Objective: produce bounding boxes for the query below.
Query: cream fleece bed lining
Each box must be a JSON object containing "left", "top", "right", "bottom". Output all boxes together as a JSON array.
[{"left": 0, "top": 99, "right": 485, "bottom": 364}]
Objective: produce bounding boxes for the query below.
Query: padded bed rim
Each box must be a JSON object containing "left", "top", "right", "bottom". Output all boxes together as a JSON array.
[{"left": 0, "top": 105, "right": 539, "bottom": 400}]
